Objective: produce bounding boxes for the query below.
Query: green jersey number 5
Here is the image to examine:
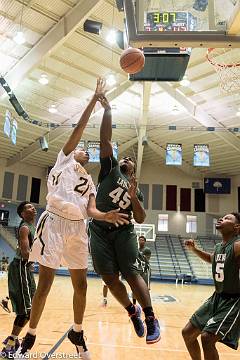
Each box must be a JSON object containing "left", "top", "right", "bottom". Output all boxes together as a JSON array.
[
  {"left": 109, "top": 187, "right": 131, "bottom": 210},
  {"left": 215, "top": 262, "right": 224, "bottom": 282}
]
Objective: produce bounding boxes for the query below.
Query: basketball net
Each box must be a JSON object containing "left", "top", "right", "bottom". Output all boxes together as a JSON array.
[{"left": 206, "top": 48, "right": 240, "bottom": 93}]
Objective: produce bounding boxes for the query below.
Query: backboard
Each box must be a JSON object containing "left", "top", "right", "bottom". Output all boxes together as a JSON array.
[
  {"left": 124, "top": 0, "right": 240, "bottom": 48},
  {"left": 134, "top": 223, "right": 156, "bottom": 242}
]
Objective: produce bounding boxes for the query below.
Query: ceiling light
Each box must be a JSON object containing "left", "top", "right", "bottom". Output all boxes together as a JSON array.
[
  {"left": 236, "top": 111, "right": 240, "bottom": 117},
  {"left": 180, "top": 75, "right": 190, "bottom": 87},
  {"left": 38, "top": 74, "right": 49, "bottom": 85},
  {"left": 48, "top": 104, "right": 57, "bottom": 114},
  {"left": 106, "top": 30, "right": 117, "bottom": 44},
  {"left": 13, "top": 31, "right": 26, "bottom": 45},
  {"left": 106, "top": 74, "right": 116, "bottom": 87}
]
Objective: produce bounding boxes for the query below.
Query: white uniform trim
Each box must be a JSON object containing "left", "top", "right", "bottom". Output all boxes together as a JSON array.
[{"left": 215, "top": 298, "right": 240, "bottom": 336}]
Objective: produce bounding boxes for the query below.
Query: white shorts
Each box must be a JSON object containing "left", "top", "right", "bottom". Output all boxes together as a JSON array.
[{"left": 30, "top": 211, "right": 88, "bottom": 269}]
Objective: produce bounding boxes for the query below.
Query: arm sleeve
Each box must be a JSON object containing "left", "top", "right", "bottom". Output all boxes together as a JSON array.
[{"left": 98, "top": 156, "right": 118, "bottom": 183}]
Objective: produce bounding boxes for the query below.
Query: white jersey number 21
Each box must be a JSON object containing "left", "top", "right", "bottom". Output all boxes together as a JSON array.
[{"left": 74, "top": 177, "right": 89, "bottom": 196}]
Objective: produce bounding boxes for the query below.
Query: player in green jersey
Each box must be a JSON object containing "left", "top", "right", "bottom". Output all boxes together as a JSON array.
[
  {"left": 1, "top": 202, "right": 37, "bottom": 358},
  {"left": 133, "top": 236, "right": 152, "bottom": 305},
  {"left": 89, "top": 93, "right": 160, "bottom": 344},
  {"left": 182, "top": 212, "right": 240, "bottom": 360}
]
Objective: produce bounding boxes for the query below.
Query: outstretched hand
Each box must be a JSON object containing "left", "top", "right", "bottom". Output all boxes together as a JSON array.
[
  {"left": 98, "top": 95, "right": 111, "bottom": 110},
  {"left": 128, "top": 175, "right": 137, "bottom": 199},
  {"left": 184, "top": 239, "right": 196, "bottom": 251},
  {"left": 104, "top": 208, "right": 129, "bottom": 227},
  {"left": 95, "top": 78, "right": 106, "bottom": 98}
]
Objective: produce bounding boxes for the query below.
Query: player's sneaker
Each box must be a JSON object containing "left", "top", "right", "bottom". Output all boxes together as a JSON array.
[
  {"left": 18, "top": 333, "right": 36, "bottom": 355},
  {"left": 68, "top": 329, "right": 91, "bottom": 360},
  {"left": 0, "top": 299, "right": 11, "bottom": 313},
  {"left": 1, "top": 336, "right": 20, "bottom": 358},
  {"left": 101, "top": 298, "right": 107, "bottom": 307},
  {"left": 129, "top": 304, "right": 145, "bottom": 337},
  {"left": 145, "top": 316, "right": 161, "bottom": 344}
]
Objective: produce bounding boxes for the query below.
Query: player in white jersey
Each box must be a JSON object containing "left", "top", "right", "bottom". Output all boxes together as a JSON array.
[{"left": 19, "top": 79, "right": 129, "bottom": 360}]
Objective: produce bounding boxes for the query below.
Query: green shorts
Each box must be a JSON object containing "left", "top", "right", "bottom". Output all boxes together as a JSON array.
[
  {"left": 140, "top": 269, "right": 151, "bottom": 289},
  {"left": 8, "top": 258, "right": 36, "bottom": 315},
  {"left": 190, "top": 292, "right": 240, "bottom": 350},
  {"left": 89, "top": 221, "right": 139, "bottom": 278},
  {"left": 136, "top": 253, "right": 151, "bottom": 289}
]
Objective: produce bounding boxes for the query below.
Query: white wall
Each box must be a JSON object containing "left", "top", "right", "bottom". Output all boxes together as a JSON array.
[
  {"left": 0, "top": 158, "right": 239, "bottom": 236},
  {"left": 0, "top": 158, "right": 47, "bottom": 206},
  {"left": 139, "top": 163, "right": 240, "bottom": 235}
]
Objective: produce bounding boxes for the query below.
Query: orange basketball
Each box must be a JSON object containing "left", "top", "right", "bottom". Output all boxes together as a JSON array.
[{"left": 120, "top": 48, "right": 145, "bottom": 74}]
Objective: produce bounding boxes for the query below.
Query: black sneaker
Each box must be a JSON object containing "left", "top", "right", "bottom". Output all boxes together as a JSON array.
[
  {"left": 19, "top": 333, "right": 36, "bottom": 355},
  {"left": 68, "top": 329, "right": 91, "bottom": 360},
  {"left": 0, "top": 299, "right": 11, "bottom": 313}
]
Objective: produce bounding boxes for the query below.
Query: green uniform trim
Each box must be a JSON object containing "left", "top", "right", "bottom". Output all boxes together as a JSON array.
[{"left": 190, "top": 292, "right": 240, "bottom": 350}]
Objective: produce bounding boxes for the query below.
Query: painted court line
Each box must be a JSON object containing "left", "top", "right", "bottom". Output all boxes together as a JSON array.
[
  {"left": 42, "top": 330, "right": 239, "bottom": 358},
  {"left": 87, "top": 341, "right": 240, "bottom": 356},
  {"left": 42, "top": 326, "right": 72, "bottom": 360}
]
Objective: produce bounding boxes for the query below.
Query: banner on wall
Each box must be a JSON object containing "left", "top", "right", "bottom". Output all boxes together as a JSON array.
[
  {"left": 193, "top": 144, "right": 210, "bottom": 166},
  {"left": 11, "top": 119, "right": 18, "bottom": 145},
  {"left": 77, "top": 140, "right": 86, "bottom": 149},
  {"left": 87, "top": 141, "right": 118, "bottom": 162},
  {"left": 4, "top": 110, "right": 11, "bottom": 137},
  {"left": 204, "top": 178, "right": 231, "bottom": 194},
  {"left": 166, "top": 143, "right": 182, "bottom": 165}
]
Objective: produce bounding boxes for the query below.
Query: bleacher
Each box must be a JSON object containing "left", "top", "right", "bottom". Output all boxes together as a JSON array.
[
  {"left": 149, "top": 234, "right": 193, "bottom": 281},
  {"left": 147, "top": 234, "right": 221, "bottom": 284},
  {"left": 1, "top": 224, "right": 221, "bottom": 284}
]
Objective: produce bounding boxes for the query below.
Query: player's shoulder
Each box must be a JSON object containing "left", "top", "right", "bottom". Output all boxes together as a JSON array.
[{"left": 19, "top": 223, "right": 30, "bottom": 235}]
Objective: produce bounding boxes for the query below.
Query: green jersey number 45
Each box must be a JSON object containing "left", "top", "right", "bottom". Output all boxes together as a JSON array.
[{"left": 109, "top": 187, "right": 131, "bottom": 210}]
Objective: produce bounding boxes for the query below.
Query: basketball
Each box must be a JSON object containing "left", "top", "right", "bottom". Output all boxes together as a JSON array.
[{"left": 120, "top": 48, "right": 145, "bottom": 74}]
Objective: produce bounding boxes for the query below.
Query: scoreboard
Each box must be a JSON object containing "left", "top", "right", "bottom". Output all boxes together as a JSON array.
[{"left": 144, "top": 11, "right": 197, "bottom": 32}]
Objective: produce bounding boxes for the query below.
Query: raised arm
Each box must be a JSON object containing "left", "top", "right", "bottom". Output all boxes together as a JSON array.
[
  {"left": 99, "top": 96, "right": 113, "bottom": 158},
  {"left": 185, "top": 239, "right": 213, "bottom": 264},
  {"left": 234, "top": 241, "right": 240, "bottom": 268},
  {"left": 128, "top": 175, "right": 146, "bottom": 224},
  {"left": 19, "top": 226, "right": 31, "bottom": 261},
  {"left": 63, "top": 78, "right": 105, "bottom": 156}
]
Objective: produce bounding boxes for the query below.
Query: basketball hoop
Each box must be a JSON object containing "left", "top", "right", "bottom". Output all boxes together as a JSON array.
[{"left": 206, "top": 48, "right": 240, "bottom": 93}]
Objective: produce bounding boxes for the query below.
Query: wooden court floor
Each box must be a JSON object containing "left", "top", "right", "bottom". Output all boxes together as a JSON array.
[{"left": 0, "top": 274, "right": 239, "bottom": 360}]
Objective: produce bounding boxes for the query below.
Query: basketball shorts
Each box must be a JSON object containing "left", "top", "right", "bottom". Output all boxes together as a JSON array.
[
  {"left": 140, "top": 269, "right": 151, "bottom": 289},
  {"left": 8, "top": 259, "right": 36, "bottom": 315},
  {"left": 190, "top": 292, "right": 240, "bottom": 350},
  {"left": 29, "top": 211, "right": 88, "bottom": 269},
  {"left": 89, "top": 221, "right": 139, "bottom": 278},
  {"left": 137, "top": 253, "right": 151, "bottom": 289}
]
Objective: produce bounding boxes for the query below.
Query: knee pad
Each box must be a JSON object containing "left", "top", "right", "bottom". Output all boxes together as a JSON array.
[{"left": 14, "top": 314, "right": 29, "bottom": 327}]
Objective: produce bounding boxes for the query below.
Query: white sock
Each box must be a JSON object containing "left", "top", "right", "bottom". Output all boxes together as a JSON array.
[
  {"left": 28, "top": 328, "right": 37, "bottom": 336},
  {"left": 103, "top": 297, "right": 107, "bottom": 301},
  {"left": 73, "top": 323, "right": 82, "bottom": 332}
]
